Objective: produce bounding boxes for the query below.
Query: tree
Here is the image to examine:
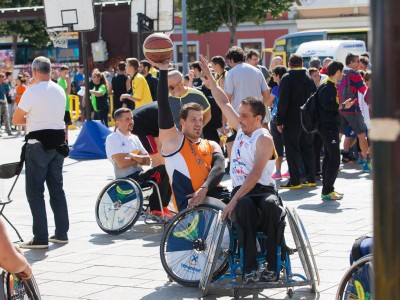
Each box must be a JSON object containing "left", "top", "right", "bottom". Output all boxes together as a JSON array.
[
  {"left": 0, "top": 0, "right": 50, "bottom": 59},
  {"left": 183, "top": 0, "right": 294, "bottom": 46}
]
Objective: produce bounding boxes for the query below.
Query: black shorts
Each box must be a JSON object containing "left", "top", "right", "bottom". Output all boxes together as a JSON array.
[
  {"left": 226, "top": 129, "right": 237, "bottom": 143},
  {"left": 339, "top": 113, "right": 366, "bottom": 135},
  {"left": 137, "top": 134, "right": 158, "bottom": 155},
  {"left": 64, "top": 111, "right": 72, "bottom": 125}
]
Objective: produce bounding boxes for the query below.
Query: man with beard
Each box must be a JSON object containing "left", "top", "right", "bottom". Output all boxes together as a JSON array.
[{"left": 105, "top": 108, "right": 172, "bottom": 218}]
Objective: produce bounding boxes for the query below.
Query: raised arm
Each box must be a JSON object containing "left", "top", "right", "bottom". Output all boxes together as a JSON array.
[
  {"left": 199, "top": 55, "right": 240, "bottom": 131},
  {"left": 154, "top": 62, "right": 182, "bottom": 153}
]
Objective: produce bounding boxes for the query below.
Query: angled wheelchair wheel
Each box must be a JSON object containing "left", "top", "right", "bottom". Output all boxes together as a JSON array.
[
  {"left": 1, "top": 271, "right": 41, "bottom": 300},
  {"left": 286, "top": 207, "right": 317, "bottom": 292},
  {"left": 336, "top": 254, "right": 373, "bottom": 300},
  {"left": 95, "top": 179, "right": 143, "bottom": 234},
  {"left": 160, "top": 204, "right": 231, "bottom": 287}
]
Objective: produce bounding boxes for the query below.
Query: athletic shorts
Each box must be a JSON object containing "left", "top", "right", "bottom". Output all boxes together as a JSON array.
[
  {"left": 64, "top": 111, "right": 72, "bottom": 125},
  {"left": 137, "top": 134, "right": 158, "bottom": 155},
  {"left": 270, "top": 120, "right": 284, "bottom": 157},
  {"left": 339, "top": 113, "right": 366, "bottom": 135},
  {"left": 345, "top": 126, "right": 357, "bottom": 138}
]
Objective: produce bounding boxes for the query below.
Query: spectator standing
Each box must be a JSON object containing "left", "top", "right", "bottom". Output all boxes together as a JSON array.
[
  {"left": 317, "top": 61, "right": 355, "bottom": 200},
  {"left": 74, "top": 65, "right": 85, "bottom": 122},
  {"left": 14, "top": 75, "right": 27, "bottom": 136},
  {"left": 224, "top": 46, "right": 270, "bottom": 171},
  {"left": 190, "top": 61, "right": 203, "bottom": 88},
  {"left": 339, "top": 53, "right": 370, "bottom": 172},
  {"left": 57, "top": 65, "right": 72, "bottom": 144},
  {"left": 268, "top": 56, "right": 284, "bottom": 89},
  {"left": 121, "top": 58, "right": 152, "bottom": 110},
  {"left": 167, "top": 70, "right": 211, "bottom": 130},
  {"left": 139, "top": 60, "right": 159, "bottom": 101},
  {"left": 89, "top": 70, "right": 109, "bottom": 127},
  {"left": 0, "top": 73, "right": 12, "bottom": 136},
  {"left": 13, "top": 56, "right": 69, "bottom": 248},
  {"left": 246, "top": 49, "right": 270, "bottom": 80},
  {"left": 110, "top": 61, "right": 129, "bottom": 116},
  {"left": 211, "top": 56, "right": 228, "bottom": 90},
  {"left": 5, "top": 71, "right": 14, "bottom": 125},
  {"left": 276, "top": 54, "right": 316, "bottom": 188},
  {"left": 268, "top": 65, "right": 289, "bottom": 180}
]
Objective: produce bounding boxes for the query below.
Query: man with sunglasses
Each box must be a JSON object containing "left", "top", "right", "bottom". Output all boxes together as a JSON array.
[{"left": 167, "top": 70, "right": 211, "bottom": 130}]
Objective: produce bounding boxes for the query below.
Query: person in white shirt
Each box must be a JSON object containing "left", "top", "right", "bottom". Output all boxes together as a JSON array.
[
  {"left": 105, "top": 108, "right": 172, "bottom": 218},
  {"left": 13, "top": 56, "right": 69, "bottom": 249}
]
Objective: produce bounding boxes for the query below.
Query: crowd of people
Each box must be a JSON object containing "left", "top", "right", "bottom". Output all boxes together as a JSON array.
[{"left": 0, "top": 45, "right": 372, "bottom": 285}]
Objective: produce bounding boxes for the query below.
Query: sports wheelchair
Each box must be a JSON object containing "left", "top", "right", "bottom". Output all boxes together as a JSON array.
[
  {"left": 159, "top": 197, "right": 319, "bottom": 299},
  {"left": 95, "top": 178, "right": 172, "bottom": 234},
  {"left": 0, "top": 269, "right": 41, "bottom": 300}
]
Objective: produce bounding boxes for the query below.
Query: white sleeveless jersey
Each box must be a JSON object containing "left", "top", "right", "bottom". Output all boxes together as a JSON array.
[{"left": 230, "top": 128, "right": 276, "bottom": 188}]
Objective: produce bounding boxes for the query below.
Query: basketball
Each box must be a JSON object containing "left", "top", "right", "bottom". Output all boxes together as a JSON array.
[{"left": 143, "top": 33, "right": 173, "bottom": 63}]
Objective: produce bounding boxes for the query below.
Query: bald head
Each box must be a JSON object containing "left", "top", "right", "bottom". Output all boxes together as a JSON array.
[
  {"left": 323, "top": 57, "right": 333, "bottom": 68},
  {"left": 168, "top": 70, "right": 185, "bottom": 97},
  {"left": 168, "top": 70, "right": 183, "bottom": 82},
  {"left": 270, "top": 56, "right": 284, "bottom": 69}
]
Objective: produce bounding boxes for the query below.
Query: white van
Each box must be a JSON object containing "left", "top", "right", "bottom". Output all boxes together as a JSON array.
[{"left": 295, "top": 40, "right": 367, "bottom": 68}]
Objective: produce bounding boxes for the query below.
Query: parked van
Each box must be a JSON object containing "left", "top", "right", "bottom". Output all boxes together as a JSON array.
[{"left": 295, "top": 40, "right": 367, "bottom": 68}]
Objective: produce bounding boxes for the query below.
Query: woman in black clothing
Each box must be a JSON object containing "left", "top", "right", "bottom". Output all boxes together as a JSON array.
[{"left": 89, "top": 70, "right": 109, "bottom": 127}]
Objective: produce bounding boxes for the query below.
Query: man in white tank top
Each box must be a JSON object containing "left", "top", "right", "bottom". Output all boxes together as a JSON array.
[{"left": 199, "top": 55, "right": 285, "bottom": 284}]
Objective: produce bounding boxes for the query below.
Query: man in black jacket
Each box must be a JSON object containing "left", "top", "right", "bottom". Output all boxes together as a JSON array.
[
  {"left": 317, "top": 61, "right": 355, "bottom": 200},
  {"left": 276, "top": 54, "right": 316, "bottom": 188}
]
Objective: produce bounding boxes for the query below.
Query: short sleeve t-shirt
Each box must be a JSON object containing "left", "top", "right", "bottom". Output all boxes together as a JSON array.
[
  {"left": 132, "top": 73, "right": 152, "bottom": 108},
  {"left": 74, "top": 73, "right": 84, "bottom": 92},
  {"left": 15, "top": 84, "right": 27, "bottom": 104},
  {"left": 168, "top": 88, "right": 211, "bottom": 130},
  {"left": 224, "top": 63, "right": 268, "bottom": 113},
  {"left": 57, "top": 77, "right": 70, "bottom": 111},
  {"left": 105, "top": 130, "right": 148, "bottom": 178},
  {"left": 90, "top": 84, "right": 107, "bottom": 112},
  {"left": 18, "top": 81, "right": 66, "bottom": 134},
  {"left": 270, "top": 85, "right": 279, "bottom": 119}
]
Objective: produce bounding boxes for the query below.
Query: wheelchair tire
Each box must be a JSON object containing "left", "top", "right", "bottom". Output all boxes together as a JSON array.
[
  {"left": 160, "top": 204, "right": 231, "bottom": 287},
  {"left": 95, "top": 178, "right": 143, "bottom": 235},
  {"left": 1, "top": 271, "right": 41, "bottom": 300},
  {"left": 286, "top": 208, "right": 316, "bottom": 292},
  {"left": 335, "top": 254, "right": 373, "bottom": 300}
]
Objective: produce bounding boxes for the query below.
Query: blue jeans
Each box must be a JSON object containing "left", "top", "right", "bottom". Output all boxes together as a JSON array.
[{"left": 25, "top": 143, "right": 69, "bottom": 242}]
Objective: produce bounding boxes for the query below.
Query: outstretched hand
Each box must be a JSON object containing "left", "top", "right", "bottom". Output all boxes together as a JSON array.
[{"left": 199, "top": 55, "right": 212, "bottom": 77}]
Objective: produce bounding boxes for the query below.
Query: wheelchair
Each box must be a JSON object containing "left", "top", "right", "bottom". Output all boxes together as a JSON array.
[
  {"left": 0, "top": 269, "right": 41, "bottom": 300},
  {"left": 336, "top": 254, "right": 373, "bottom": 300},
  {"left": 159, "top": 197, "right": 319, "bottom": 299},
  {"left": 95, "top": 178, "right": 171, "bottom": 234}
]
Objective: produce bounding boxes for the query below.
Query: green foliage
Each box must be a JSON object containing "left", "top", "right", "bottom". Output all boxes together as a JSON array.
[
  {"left": 184, "top": 0, "right": 293, "bottom": 34},
  {"left": 0, "top": 0, "right": 49, "bottom": 48}
]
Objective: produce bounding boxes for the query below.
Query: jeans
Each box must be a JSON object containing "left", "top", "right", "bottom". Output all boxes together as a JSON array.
[
  {"left": 0, "top": 101, "right": 11, "bottom": 133},
  {"left": 25, "top": 143, "right": 69, "bottom": 241}
]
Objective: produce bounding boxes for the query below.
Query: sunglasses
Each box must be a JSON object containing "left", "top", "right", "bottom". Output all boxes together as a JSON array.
[{"left": 168, "top": 81, "right": 181, "bottom": 91}]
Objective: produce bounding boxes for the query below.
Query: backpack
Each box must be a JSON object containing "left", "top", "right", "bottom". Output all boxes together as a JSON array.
[
  {"left": 337, "top": 70, "right": 354, "bottom": 102},
  {"left": 350, "top": 235, "right": 373, "bottom": 265},
  {"left": 300, "top": 90, "right": 319, "bottom": 133}
]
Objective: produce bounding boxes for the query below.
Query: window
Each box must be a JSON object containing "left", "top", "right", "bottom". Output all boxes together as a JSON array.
[
  {"left": 173, "top": 41, "right": 199, "bottom": 72},
  {"left": 286, "top": 35, "right": 324, "bottom": 57},
  {"left": 237, "top": 38, "right": 265, "bottom": 66}
]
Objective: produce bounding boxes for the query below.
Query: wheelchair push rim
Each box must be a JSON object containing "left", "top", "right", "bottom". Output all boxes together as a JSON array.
[
  {"left": 160, "top": 205, "right": 231, "bottom": 287},
  {"left": 1, "top": 271, "right": 41, "bottom": 300},
  {"left": 95, "top": 178, "right": 143, "bottom": 234}
]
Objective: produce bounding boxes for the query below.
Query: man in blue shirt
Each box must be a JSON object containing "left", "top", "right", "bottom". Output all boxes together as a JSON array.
[
  {"left": 0, "top": 73, "right": 12, "bottom": 136},
  {"left": 74, "top": 65, "right": 85, "bottom": 122}
]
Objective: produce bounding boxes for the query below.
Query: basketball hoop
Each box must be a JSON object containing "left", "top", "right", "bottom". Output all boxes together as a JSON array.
[{"left": 46, "top": 27, "right": 70, "bottom": 48}]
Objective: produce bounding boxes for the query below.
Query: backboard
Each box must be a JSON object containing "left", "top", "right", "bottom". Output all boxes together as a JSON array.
[
  {"left": 131, "top": 0, "right": 174, "bottom": 33},
  {"left": 44, "top": 0, "right": 96, "bottom": 31}
]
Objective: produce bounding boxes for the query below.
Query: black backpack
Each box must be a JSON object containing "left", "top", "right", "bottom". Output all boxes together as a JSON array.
[{"left": 300, "top": 90, "right": 319, "bottom": 133}]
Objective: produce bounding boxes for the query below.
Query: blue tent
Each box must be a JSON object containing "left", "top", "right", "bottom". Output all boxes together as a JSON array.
[{"left": 69, "top": 121, "right": 112, "bottom": 159}]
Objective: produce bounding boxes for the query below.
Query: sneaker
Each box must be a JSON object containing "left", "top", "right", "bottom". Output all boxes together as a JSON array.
[
  {"left": 49, "top": 235, "right": 69, "bottom": 244},
  {"left": 321, "top": 192, "right": 343, "bottom": 201},
  {"left": 19, "top": 239, "right": 48, "bottom": 249},
  {"left": 301, "top": 182, "right": 317, "bottom": 187},
  {"left": 280, "top": 182, "right": 301, "bottom": 189},
  {"left": 243, "top": 271, "right": 259, "bottom": 284},
  {"left": 259, "top": 269, "right": 278, "bottom": 282},
  {"left": 272, "top": 172, "right": 282, "bottom": 180},
  {"left": 357, "top": 158, "right": 365, "bottom": 165},
  {"left": 162, "top": 207, "right": 175, "bottom": 219},
  {"left": 335, "top": 190, "right": 344, "bottom": 196},
  {"left": 281, "top": 172, "right": 291, "bottom": 179},
  {"left": 362, "top": 162, "right": 372, "bottom": 173},
  {"left": 151, "top": 210, "right": 173, "bottom": 220}
]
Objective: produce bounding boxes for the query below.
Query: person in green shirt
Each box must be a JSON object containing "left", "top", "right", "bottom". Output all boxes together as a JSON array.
[
  {"left": 57, "top": 65, "right": 71, "bottom": 144},
  {"left": 89, "top": 69, "right": 109, "bottom": 127}
]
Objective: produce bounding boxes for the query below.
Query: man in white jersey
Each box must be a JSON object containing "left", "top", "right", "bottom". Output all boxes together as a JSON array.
[
  {"left": 200, "top": 55, "right": 285, "bottom": 284},
  {"left": 12, "top": 56, "right": 69, "bottom": 249}
]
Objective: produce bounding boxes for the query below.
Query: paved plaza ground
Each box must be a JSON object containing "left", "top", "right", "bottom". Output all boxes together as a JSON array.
[{"left": 0, "top": 126, "right": 373, "bottom": 299}]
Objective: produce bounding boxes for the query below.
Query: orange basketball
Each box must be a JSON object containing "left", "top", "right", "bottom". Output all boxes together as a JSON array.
[{"left": 143, "top": 33, "right": 173, "bottom": 63}]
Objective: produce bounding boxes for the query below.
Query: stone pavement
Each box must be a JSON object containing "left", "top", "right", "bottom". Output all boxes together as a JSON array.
[{"left": 0, "top": 127, "right": 373, "bottom": 299}]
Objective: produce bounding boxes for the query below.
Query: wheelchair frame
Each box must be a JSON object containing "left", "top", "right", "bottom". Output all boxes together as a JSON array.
[
  {"left": 159, "top": 199, "right": 319, "bottom": 299},
  {"left": 95, "top": 178, "right": 171, "bottom": 235},
  {"left": 0, "top": 270, "right": 41, "bottom": 300}
]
